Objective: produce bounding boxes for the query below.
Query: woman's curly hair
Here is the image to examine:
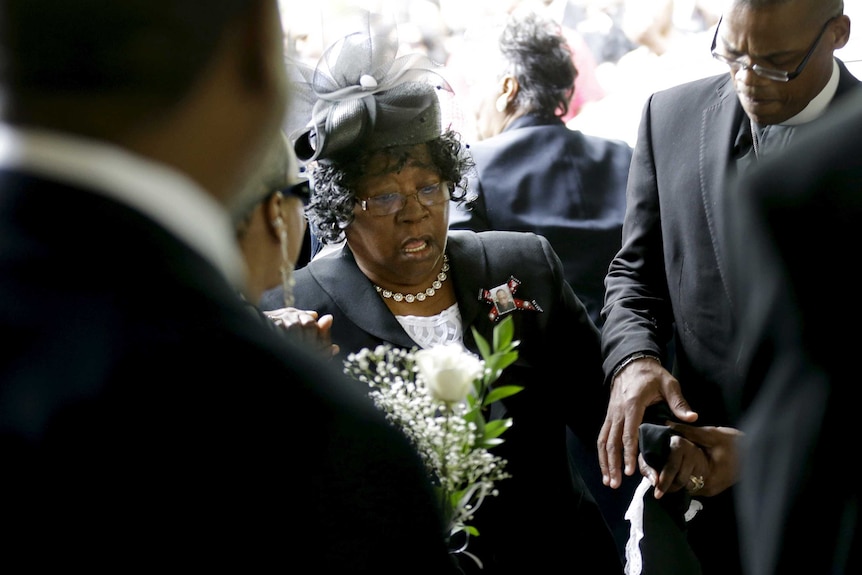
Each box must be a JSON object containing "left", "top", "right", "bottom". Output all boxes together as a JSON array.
[
  {"left": 305, "top": 128, "right": 475, "bottom": 245},
  {"left": 499, "top": 11, "right": 577, "bottom": 119}
]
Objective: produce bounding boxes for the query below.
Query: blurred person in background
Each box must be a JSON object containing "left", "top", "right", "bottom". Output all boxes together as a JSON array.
[
  {"left": 233, "top": 129, "right": 337, "bottom": 355},
  {"left": 0, "top": 1, "right": 457, "bottom": 571},
  {"left": 444, "top": 0, "right": 606, "bottom": 140},
  {"left": 725, "top": 89, "right": 862, "bottom": 575},
  {"left": 450, "top": 10, "right": 631, "bottom": 331},
  {"left": 234, "top": 130, "right": 309, "bottom": 307}
]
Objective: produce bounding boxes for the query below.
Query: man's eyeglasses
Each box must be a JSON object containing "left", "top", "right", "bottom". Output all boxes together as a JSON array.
[
  {"left": 357, "top": 182, "right": 451, "bottom": 216},
  {"left": 711, "top": 15, "right": 837, "bottom": 82}
]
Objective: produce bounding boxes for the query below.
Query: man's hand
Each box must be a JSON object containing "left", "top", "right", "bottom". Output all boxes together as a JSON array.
[{"left": 597, "top": 357, "right": 697, "bottom": 488}]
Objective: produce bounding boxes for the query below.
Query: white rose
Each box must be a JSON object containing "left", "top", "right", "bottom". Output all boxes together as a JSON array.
[{"left": 414, "top": 344, "right": 484, "bottom": 404}]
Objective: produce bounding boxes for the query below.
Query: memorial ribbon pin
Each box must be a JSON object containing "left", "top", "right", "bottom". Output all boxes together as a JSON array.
[{"left": 479, "top": 276, "right": 543, "bottom": 322}]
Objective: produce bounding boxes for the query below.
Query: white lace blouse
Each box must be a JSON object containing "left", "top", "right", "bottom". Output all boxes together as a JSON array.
[{"left": 395, "top": 303, "right": 463, "bottom": 349}]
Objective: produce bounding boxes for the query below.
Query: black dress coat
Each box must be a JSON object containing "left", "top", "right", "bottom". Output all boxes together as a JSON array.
[
  {"left": 726, "top": 91, "right": 862, "bottom": 575},
  {"left": 449, "top": 113, "right": 632, "bottom": 329},
  {"left": 0, "top": 170, "right": 459, "bottom": 573},
  {"left": 261, "top": 229, "right": 624, "bottom": 574},
  {"left": 600, "top": 60, "right": 862, "bottom": 574}
]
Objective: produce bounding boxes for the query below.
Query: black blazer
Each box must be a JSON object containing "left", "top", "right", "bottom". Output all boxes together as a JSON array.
[
  {"left": 262, "top": 229, "right": 623, "bottom": 574},
  {"left": 450, "top": 113, "right": 632, "bottom": 328},
  {"left": 0, "top": 171, "right": 458, "bottom": 573},
  {"left": 727, "top": 91, "right": 862, "bottom": 575}
]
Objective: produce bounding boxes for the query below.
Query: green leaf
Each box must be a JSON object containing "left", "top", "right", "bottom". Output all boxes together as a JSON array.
[
  {"left": 493, "top": 315, "right": 515, "bottom": 350},
  {"left": 484, "top": 384, "right": 524, "bottom": 406},
  {"left": 462, "top": 408, "right": 481, "bottom": 427},
  {"left": 472, "top": 327, "right": 492, "bottom": 359},
  {"left": 479, "top": 437, "right": 506, "bottom": 448},
  {"left": 450, "top": 489, "right": 466, "bottom": 507},
  {"left": 482, "top": 418, "right": 513, "bottom": 440},
  {"left": 471, "top": 413, "right": 486, "bottom": 441},
  {"left": 465, "top": 394, "right": 479, "bottom": 410},
  {"left": 492, "top": 350, "right": 519, "bottom": 371}
]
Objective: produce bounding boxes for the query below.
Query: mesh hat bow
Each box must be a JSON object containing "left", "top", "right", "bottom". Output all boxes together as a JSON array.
[{"left": 286, "top": 12, "right": 452, "bottom": 163}]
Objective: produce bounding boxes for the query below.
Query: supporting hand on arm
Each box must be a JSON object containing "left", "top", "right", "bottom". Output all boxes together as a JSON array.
[{"left": 597, "top": 356, "right": 698, "bottom": 488}]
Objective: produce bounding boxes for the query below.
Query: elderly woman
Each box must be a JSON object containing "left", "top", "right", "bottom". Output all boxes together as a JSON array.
[{"left": 261, "top": 16, "right": 622, "bottom": 575}]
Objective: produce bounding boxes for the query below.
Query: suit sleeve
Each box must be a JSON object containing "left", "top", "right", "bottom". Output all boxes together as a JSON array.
[
  {"left": 535, "top": 233, "right": 607, "bottom": 440},
  {"left": 600, "top": 92, "right": 675, "bottom": 384}
]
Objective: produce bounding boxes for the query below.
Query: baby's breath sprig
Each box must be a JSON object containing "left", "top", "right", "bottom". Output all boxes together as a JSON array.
[{"left": 342, "top": 316, "right": 522, "bottom": 567}]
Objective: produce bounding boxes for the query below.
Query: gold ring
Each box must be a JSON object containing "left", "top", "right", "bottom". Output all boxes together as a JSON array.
[{"left": 689, "top": 475, "right": 705, "bottom": 492}]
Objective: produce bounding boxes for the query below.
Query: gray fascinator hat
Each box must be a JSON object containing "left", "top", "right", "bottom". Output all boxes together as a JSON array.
[{"left": 286, "top": 12, "right": 451, "bottom": 163}]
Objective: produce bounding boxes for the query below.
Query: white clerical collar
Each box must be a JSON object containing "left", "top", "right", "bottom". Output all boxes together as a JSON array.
[
  {"left": 0, "top": 125, "right": 246, "bottom": 288},
  {"left": 781, "top": 58, "right": 840, "bottom": 126}
]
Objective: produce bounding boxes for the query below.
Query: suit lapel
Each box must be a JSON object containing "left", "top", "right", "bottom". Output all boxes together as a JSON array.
[
  {"left": 699, "top": 76, "right": 743, "bottom": 310},
  {"left": 446, "top": 231, "right": 497, "bottom": 351},
  {"left": 308, "top": 246, "right": 425, "bottom": 349}
]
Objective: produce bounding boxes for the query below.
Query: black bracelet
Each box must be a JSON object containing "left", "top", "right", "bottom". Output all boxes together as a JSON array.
[{"left": 612, "top": 352, "right": 661, "bottom": 380}]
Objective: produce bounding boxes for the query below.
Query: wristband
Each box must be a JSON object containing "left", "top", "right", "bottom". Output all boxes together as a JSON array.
[{"left": 612, "top": 352, "right": 661, "bottom": 380}]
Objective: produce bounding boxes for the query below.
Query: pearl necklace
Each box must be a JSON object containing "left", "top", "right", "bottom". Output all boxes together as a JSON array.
[{"left": 374, "top": 255, "right": 449, "bottom": 303}]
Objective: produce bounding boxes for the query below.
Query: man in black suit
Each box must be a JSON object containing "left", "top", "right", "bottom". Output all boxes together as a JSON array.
[
  {"left": 0, "top": 2, "right": 457, "bottom": 572},
  {"left": 726, "top": 91, "right": 862, "bottom": 575},
  {"left": 597, "top": 0, "right": 860, "bottom": 573}
]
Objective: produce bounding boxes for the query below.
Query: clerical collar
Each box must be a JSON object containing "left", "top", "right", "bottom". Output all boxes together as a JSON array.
[{"left": 781, "top": 59, "right": 840, "bottom": 126}]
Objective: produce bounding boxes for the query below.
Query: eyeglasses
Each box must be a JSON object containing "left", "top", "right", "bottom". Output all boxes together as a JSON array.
[
  {"left": 711, "top": 15, "right": 837, "bottom": 82},
  {"left": 357, "top": 182, "right": 450, "bottom": 216}
]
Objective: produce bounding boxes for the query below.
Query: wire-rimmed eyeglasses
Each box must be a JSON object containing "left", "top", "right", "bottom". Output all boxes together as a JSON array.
[
  {"left": 711, "top": 15, "right": 837, "bottom": 82},
  {"left": 357, "top": 182, "right": 451, "bottom": 216}
]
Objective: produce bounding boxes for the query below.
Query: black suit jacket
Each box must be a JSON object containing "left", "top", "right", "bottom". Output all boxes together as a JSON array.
[
  {"left": 600, "top": 60, "right": 862, "bottom": 575},
  {"left": 262, "top": 229, "right": 623, "bottom": 574},
  {"left": 450, "top": 114, "right": 632, "bottom": 328},
  {"left": 726, "top": 91, "right": 862, "bottom": 575},
  {"left": 0, "top": 171, "right": 458, "bottom": 573}
]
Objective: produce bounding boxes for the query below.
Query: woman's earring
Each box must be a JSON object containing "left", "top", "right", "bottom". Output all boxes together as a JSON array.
[
  {"left": 495, "top": 94, "right": 508, "bottom": 113},
  {"left": 272, "top": 215, "right": 295, "bottom": 307}
]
